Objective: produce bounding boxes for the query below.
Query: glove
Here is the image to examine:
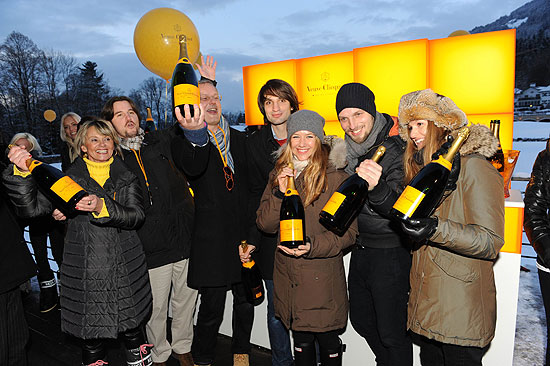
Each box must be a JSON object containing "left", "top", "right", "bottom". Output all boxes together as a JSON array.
[
  {"left": 401, "top": 217, "right": 438, "bottom": 242},
  {"left": 533, "top": 235, "right": 550, "bottom": 268}
]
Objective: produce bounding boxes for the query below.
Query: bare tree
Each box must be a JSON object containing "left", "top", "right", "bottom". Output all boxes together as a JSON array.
[{"left": 130, "top": 76, "right": 170, "bottom": 129}]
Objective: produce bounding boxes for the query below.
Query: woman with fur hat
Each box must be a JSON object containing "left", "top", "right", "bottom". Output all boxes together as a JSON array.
[
  {"left": 397, "top": 89, "right": 505, "bottom": 365},
  {"left": 256, "top": 110, "right": 358, "bottom": 366}
]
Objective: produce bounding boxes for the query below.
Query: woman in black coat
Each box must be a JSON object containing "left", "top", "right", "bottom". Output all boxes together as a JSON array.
[{"left": 4, "top": 119, "right": 153, "bottom": 366}]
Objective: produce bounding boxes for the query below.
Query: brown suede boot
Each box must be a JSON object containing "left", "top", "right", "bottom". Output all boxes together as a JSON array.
[{"left": 174, "top": 352, "right": 194, "bottom": 366}]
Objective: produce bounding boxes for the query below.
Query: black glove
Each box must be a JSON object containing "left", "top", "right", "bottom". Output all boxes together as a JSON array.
[{"left": 401, "top": 217, "right": 438, "bottom": 242}]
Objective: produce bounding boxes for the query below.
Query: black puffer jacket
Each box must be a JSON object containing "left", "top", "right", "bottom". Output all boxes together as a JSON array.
[
  {"left": 524, "top": 140, "right": 550, "bottom": 268},
  {"left": 3, "top": 156, "right": 152, "bottom": 339},
  {"left": 122, "top": 125, "right": 197, "bottom": 269}
]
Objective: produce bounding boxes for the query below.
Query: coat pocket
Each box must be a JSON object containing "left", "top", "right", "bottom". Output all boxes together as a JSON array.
[
  {"left": 295, "top": 267, "right": 334, "bottom": 311},
  {"left": 432, "top": 250, "right": 479, "bottom": 283}
]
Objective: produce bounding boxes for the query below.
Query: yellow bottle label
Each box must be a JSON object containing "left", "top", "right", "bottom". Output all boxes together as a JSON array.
[
  {"left": 280, "top": 219, "right": 303, "bottom": 242},
  {"left": 434, "top": 155, "right": 452, "bottom": 170},
  {"left": 27, "top": 160, "right": 43, "bottom": 172},
  {"left": 174, "top": 83, "right": 199, "bottom": 106},
  {"left": 322, "top": 191, "right": 346, "bottom": 216},
  {"left": 50, "top": 176, "right": 84, "bottom": 203},
  {"left": 254, "top": 289, "right": 263, "bottom": 298},
  {"left": 242, "top": 260, "right": 256, "bottom": 268},
  {"left": 285, "top": 188, "right": 299, "bottom": 196},
  {"left": 392, "top": 185, "right": 426, "bottom": 217}
]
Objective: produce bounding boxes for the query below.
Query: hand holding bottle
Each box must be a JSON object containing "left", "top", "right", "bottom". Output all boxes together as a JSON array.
[
  {"left": 277, "top": 166, "right": 296, "bottom": 193},
  {"left": 401, "top": 217, "right": 438, "bottom": 242},
  {"left": 196, "top": 55, "right": 217, "bottom": 80},
  {"left": 52, "top": 209, "right": 67, "bottom": 221},
  {"left": 75, "top": 194, "right": 102, "bottom": 214},
  {"left": 175, "top": 103, "right": 205, "bottom": 130},
  {"left": 356, "top": 159, "right": 383, "bottom": 191},
  {"left": 278, "top": 241, "right": 311, "bottom": 257},
  {"left": 239, "top": 243, "right": 256, "bottom": 263},
  {"left": 7, "top": 145, "right": 31, "bottom": 172}
]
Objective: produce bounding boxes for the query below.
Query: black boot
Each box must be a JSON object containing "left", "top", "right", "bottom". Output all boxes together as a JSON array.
[
  {"left": 39, "top": 277, "right": 58, "bottom": 313},
  {"left": 125, "top": 344, "right": 153, "bottom": 366},
  {"left": 319, "top": 339, "right": 345, "bottom": 366},
  {"left": 82, "top": 339, "right": 107, "bottom": 366},
  {"left": 294, "top": 340, "right": 317, "bottom": 366}
]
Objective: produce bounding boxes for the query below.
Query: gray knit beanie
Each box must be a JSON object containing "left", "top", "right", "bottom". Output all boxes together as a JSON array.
[
  {"left": 287, "top": 110, "right": 325, "bottom": 141},
  {"left": 335, "top": 82, "right": 376, "bottom": 117}
]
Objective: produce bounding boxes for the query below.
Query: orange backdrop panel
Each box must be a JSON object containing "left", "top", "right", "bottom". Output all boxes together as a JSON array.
[{"left": 243, "top": 60, "right": 297, "bottom": 125}]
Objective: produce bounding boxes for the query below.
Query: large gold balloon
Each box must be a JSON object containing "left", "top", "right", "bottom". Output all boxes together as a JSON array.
[
  {"left": 448, "top": 30, "right": 471, "bottom": 37},
  {"left": 134, "top": 8, "right": 200, "bottom": 80}
]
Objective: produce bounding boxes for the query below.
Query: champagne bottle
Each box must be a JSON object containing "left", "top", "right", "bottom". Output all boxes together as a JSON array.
[
  {"left": 145, "top": 107, "right": 156, "bottom": 133},
  {"left": 319, "top": 145, "right": 386, "bottom": 236},
  {"left": 171, "top": 34, "right": 199, "bottom": 119},
  {"left": 22, "top": 155, "right": 88, "bottom": 216},
  {"left": 488, "top": 119, "right": 505, "bottom": 173},
  {"left": 280, "top": 163, "right": 305, "bottom": 249},
  {"left": 240, "top": 241, "right": 265, "bottom": 306},
  {"left": 391, "top": 126, "right": 470, "bottom": 221}
]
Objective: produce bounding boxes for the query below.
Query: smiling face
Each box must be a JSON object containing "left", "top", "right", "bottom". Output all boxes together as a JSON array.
[
  {"left": 63, "top": 116, "right": 79, "bottom": 141},
  {"left": 290, "top": 130, "right": 317, "bottom": 161},
  {"left": 408, "top": 119, "right": 428, "bottom": 149},
  {"left": 14, "top": 138, "right": 32, "bottom": 151},
  {"left": 81, "top": 126, "right": 114, "bottom": 163},
  {"left": 199, "top": 82, "right": 222, "bottom": 127},
  {"left": 264, "top": 94, "right": 292, "bottom": 125},
  {"left": 111, "top": 100, "right": 140, "bottom": 138},
  {"left": 338, "top": 107, "right": 374, "bottom": 143}
]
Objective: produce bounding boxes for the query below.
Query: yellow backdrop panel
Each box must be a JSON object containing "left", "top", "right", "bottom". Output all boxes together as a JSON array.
[
  {"left": 295, "top": 52, "right": 353, "bottom": 122},
  {"left": 428, "top": 30, "right": 516, "bottom": 115},
  {"left": 353, "top": 39, "right": 429, "bottom": 117},
  {"left": 243, "top": 60, "right": 297, "bottom": 125}
]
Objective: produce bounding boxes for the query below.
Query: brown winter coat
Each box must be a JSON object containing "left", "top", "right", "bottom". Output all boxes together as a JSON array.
[
  {"left": 407, "top": 124, "right": 505, "bottom": 347},
  {"left": 256, "top": 137, "right": 358, "bottom": 333}
]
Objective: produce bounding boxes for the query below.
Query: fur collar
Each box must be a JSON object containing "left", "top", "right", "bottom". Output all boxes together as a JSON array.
[{"left": 453, "top": 124, "right": 499, "bottom": 158}]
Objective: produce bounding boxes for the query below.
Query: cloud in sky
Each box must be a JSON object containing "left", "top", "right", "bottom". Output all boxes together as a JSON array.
[{"left": 0, "top": 0, "right": 530, "bottom": 112}]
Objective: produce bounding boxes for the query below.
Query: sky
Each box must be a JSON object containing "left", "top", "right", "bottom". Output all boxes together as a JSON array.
[{"left": 0, "top": 0, "right": 531, "bottom": 112}]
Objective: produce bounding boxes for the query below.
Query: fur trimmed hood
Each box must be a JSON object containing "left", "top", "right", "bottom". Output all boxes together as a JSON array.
[{"left": 273, "top": 135, "right": 348, "bottom": 170}]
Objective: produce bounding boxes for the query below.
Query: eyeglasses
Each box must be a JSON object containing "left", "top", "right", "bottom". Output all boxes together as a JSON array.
[
  {"left": 200, "top": 95, "right": 222, "bottom": 103},
  {"left": 223, "top": 166, "right": 234, "bottom": 191}
]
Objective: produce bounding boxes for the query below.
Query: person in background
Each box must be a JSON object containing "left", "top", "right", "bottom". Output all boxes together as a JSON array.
[
  {"left": 60, "top": 112, "right": 81, "bottom": 171},
  {"left": 171, "top": 61, "right": 254, "bottom": 366},
  {"left": 397, "top": 89, "right": 504, "bottom": 365},
  {"left": 100, "top": 93, "right": 204, "bottom": 366},
  {"left": 0, "top": 157, "right": 37, "bottom": 366},
  {"left": 256, "top": 110, "right": 358, "bottom": 366},
  {"left": 246, "top": 79, "right": 300, "bottom": 366},
  {"left": 4, "top": 119, "right": 153, "bottom": 366},
  {"left": 8, "top": 132, "right": 64, "bottom": 313},
  {"left": 335, "top": 82, "right": 411, "bottom": 365},
  {"left": 524, "top": 137, "right": 550, "bottom": 366}
]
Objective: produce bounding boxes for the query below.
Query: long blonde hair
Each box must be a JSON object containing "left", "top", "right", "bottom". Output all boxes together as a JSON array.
[
  {"left": 60, "top": 112, "right": 81, "bottom": 163},
  {"left": 272, "top": 137, "right": 329, "bottom": 206},
  {"left": 403, "top": 121, "right": 448, "bottom": 184}
]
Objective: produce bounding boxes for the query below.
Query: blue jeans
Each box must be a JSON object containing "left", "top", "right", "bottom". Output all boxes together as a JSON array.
[{"left": 265, "top": 279, "right": 294, "bottom": 366}]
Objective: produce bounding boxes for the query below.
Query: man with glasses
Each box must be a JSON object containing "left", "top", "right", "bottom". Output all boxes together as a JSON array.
[
  {"left": 101, "top": 96, "right": 205, "bottom": 366},
  {"left": 171, "top": 65, "right": 254, "bottom": 366}
]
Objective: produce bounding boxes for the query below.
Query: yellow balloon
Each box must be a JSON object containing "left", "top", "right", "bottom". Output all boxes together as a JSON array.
[
  {"left": 448, "top": 30, "right": 471, "bottom": 37},
  {"left": 43, "top": 109, "right": 56, "bottom": 122},
  {"left": 134, "top": 8, "right": 200, "bottom": 80}
]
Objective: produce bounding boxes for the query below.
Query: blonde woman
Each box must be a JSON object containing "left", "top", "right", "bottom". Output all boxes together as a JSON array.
[
  {"left": 256, "top": 110, "right": 358, "bottom": 366},
  {"left": 59, "top": 112, "right": 81, "bottom": 171}
]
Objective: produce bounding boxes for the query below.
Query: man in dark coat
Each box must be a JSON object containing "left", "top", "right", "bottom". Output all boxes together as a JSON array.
[
  {"left": 0, "top": 160, "right": 37, "bottom": 366},
  {"left": 171, "top": 78, "right": 254, "bottom": 366},
  {"left": 246, "top": 79, "right": 299, "bottom": 366},
  {"left": 101, "top": 96, "right": 204, "bottom": 366},
  {"left": 335, "top": 83, "right": 412, "bottom": 365}
]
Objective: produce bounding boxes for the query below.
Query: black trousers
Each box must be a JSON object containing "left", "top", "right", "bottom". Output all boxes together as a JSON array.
[
  {"left": 348, "top": 245, "right": 412, "bottom": 366},
  {"left": 28, "top": 216, "right": 65, "bottom": 281},
  {"left": 415, "top": 334, "right": 489, "bottom": 366},
  {"left": 0, "top": 286, "right": 29, "bottom": 366},
  {"left": 539, "top": 269, "right": 550, "bottom": 366},
  {"left": 191, "top": 283, "right": 254, "bottom": 365}
]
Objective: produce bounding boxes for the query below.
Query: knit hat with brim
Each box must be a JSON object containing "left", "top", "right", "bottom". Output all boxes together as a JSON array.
[
  {"left": 287, "top": 110, "right": 325, "bottom": 141},
  {"left": 397, "top": 89, "right": 468, "bottom": 141}
]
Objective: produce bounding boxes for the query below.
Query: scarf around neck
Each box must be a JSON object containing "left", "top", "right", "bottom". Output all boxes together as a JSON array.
[
  {"left": 209, "top": 115, "right": 235, "bottom": 173},
  {"left": 344, "top": 111, "right": 387, "bottom": 174},
  {"left": 120, "top": 128, "right": 145, "bottom": 151}
]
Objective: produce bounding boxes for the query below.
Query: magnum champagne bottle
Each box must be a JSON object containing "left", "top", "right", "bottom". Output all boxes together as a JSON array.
[
  {"left": 171, "top": 34, "right": 199, "bottom": 119},
  {"left": 240, "top": 241, "right": 265, "bottom": 306},
  {"left": 20, "top": 153, "right": 88, "bottom": 216},
  {"left": 488, "top": 119, "right": 505, "bottom": 173},
  {"left": 319, "top": 145, "right": 386, "bottom": 235},
  {"left": 280, "top": 163, "right": 305, "bottom": 249},
  {"left": 391, "top": 126, "right": 470, "bottom": 221}
]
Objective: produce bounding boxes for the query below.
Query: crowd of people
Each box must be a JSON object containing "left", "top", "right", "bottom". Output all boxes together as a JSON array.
[{"left": 0, "top": 54, "right": 515, "bottom": 366}]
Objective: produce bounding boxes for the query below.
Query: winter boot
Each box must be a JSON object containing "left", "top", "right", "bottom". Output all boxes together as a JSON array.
[
  {"left": 125, "top": 343, "right": 153, "bottom": 366},
  {"left": 233, "top": 353, "right": 249, "bottom": 366},
  {"left": 82, "top": 361, "right": 109, "bottom": 366},
  {"left": 39, "top": 277, "right": 58, "bottom": 313},
  {"left": 174, "top": 351, "right": 194, "bottom": 366},
  {"left": 82, "top": 339, "right": 107, "bottom": 366},
  {"left": 294, "top": 340, "right": 317, "bottom": 366},
  {"left": 319, "top": 339, "right": 345, "bottom": 366}
]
